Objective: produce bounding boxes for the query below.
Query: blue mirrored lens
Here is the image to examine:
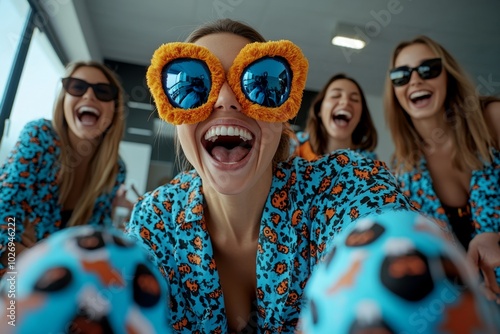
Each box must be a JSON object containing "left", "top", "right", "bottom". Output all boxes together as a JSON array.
[
  {"left": 161, "top": 59, "right": 211, "bottom": 109},
  {"left": 241, "top": 57, "right": 292, "bottom": 107}
]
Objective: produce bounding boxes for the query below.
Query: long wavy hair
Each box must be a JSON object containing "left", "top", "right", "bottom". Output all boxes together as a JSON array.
[
  {"left": 384, "top": 35, "right": 493, "bottom": 173},
  {"left": 52, "top": 61, "right": 125, "bottom": 226},
  {"left": 174, "top": 18, "right": 291, "bottom": 172},
  {"left": 305, "top": 73, "right": 377, "bottom": 155}
]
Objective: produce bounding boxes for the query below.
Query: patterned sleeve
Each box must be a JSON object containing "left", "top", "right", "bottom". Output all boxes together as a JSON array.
[
  {"left": 332, "top": 150, "right": 413, "bottom": 216},
  {"left": 359, "top": 150, "right": 379, "bottom": 161},
  {"left": 0, "top": 121, "right": 46, "bottom": 266},
  {"left": 471, "top": 153, "right": 500, "bottom": 233},
  {"left": 309, "top": 150, "right": 418, "bottom": 262}
]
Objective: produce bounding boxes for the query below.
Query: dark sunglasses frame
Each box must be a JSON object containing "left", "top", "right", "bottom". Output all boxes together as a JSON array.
[
  {"left": 389, "top": 58, "right": 443, "bottom": 87},
  {"left": 62, "top": 77, "right": 118, "bottom": 102}
]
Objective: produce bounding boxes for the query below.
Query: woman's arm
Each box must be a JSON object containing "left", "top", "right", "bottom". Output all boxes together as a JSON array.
[
  {"left": 0, "top": 120, "right": 45, "bottom": 270},
  {"left": 483, "top": 100, "right": 500, "bottom": 147}
]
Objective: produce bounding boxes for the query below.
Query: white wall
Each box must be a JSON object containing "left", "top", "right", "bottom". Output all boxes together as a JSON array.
[{"left": 118, "top": 141, "right": 152, "bottom": 202}]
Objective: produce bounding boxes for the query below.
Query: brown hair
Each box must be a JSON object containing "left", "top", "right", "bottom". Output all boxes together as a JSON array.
[
  {"left": 305, "top": 73, "right": 377, "bottom": 155},
  {"left": 176, "top": 18, "right": 291, "bottom": 171},
  {"left": 384, "top": 35, "right": 493, "bottom": 173},
  {"left": 52, "top": 60, "right": 125, "bottom": 226}
]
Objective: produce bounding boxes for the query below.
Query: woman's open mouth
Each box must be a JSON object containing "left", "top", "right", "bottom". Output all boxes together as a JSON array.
[
  {"left": 409, "top": 90, "right": 433, "bottom": 107},
  {"left": 77, "top": 106, "right": 101, "bottom": 126},
  {"left": 332, "top": 110, "right": 352, "bottom": 127},
  {"left": 202, "top": 125, "right": 255, "bottom": 164}
]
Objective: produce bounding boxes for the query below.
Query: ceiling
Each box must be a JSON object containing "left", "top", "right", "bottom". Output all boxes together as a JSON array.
[{"left": 81, "top": 0, "right": 500, "bottom": 97}]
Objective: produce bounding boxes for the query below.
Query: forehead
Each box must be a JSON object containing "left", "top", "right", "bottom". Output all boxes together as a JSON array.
[
  {"left": 394, "top": 43, "right": 437, "bottom": 67},
  {"left": 71, "top": 66, "right": 109, "bottom": 83},
  {"left": 194, "top": 33, "right": 251, "bottom": 70},
  {"left": 327, "top": 79, "right": 360, "bottom": 94}
]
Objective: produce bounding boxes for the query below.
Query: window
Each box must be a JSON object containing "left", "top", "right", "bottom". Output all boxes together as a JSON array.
[
  {"left": 0, "top": 0, "right": 64, "bottom": 163},
  {"left": 0, "top": 0, "right": 30, "bottom": 97}
]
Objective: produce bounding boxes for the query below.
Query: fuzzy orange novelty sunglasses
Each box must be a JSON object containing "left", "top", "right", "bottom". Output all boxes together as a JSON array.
[{"left": 146, "top": 40, "right": 308, "bottom": 125}]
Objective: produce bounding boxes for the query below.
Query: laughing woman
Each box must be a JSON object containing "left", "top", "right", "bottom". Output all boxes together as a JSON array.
[
  {"left": 384, "top": 35, "right": 500, "bottom": 298},
  {"left": 291, "top": 73, "right": 378, "bottom": 161},
  {"left": 0, "top": 61, "right": 126, "bottom": 273},
  {"left": 126, "top": 19, "right": 417, "bottom": 333}
]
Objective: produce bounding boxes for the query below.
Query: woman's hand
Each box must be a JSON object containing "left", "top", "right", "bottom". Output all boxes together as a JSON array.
[
  {"left": 112, "top": 184, "right": 135, "bottom": 211},
  {"left": 467, "top": 232, "right": 500, "bottom": 302},
  {"left": 0, "top": 220, "right": 36, "bottom": 266}
]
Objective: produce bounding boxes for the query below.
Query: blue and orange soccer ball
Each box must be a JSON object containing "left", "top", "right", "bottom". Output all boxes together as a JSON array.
[
  {"left": 300, "top": 210, "right": 500, "bottom": 333},
  {"left": 0, "top": 226, "right": 171, "bottom": 334}
]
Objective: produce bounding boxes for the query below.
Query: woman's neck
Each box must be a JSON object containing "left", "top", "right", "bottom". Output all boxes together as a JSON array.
[
  {"left": 412, "top": 114, "right": 454, "bottom": 154},
  {"left": 326, "top": 138, "right": 354, "bottom": 153},
  {"left": 67, "top": 133, "right": 99, "bottom": 167},
  {"left": 204, "top": 167, "right": 273, "bottom": 244}
]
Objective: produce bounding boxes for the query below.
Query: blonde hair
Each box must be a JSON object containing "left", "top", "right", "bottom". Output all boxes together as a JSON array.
[
  {"left": 305, "top": 73, "right": 377, "bottom": 155},
  {"left": 384, "top": 35, "right": 493, "bottom": 173},
  {"left": 176, "top": 18, "right": 292, "bottom": 171},
  {"left": 52, "top": 61, "right": 125, "bottom": 226}
]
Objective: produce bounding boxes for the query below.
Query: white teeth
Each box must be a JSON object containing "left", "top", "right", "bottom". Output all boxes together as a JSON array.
[
  {"left": 334, "top": 110, "right": 352, "bottom": 119},
  {"left": 409, "top": 91, "right": 431, "bottom": 99},
  {"left": 78, "top": 106, "right": 100, "bottom": 116},
  {"left": 204, "top": 125, "right": 253, "bottom": 142}
]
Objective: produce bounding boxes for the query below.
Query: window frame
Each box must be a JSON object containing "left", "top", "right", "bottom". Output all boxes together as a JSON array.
[{"left": 0, "top": 0, "right": 67, "bottom": 140}]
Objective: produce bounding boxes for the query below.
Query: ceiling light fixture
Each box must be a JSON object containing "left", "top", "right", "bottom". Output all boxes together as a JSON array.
[{"left": 331, "top": 22, "right": 366, "bottom": 50}]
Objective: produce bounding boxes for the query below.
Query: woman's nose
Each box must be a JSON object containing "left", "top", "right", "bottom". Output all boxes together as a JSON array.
[
  {"left": 408, "top": 70, "right": 423, "bottom": 86},
  {"left": 213, "top": 82, "right": 242, "bottom": 112},
  {"left": 82, "top": 86, "right": 97, "bottom": 100},
  {"left": 339, "top": 94, "right": 349, "bottom": 106}
]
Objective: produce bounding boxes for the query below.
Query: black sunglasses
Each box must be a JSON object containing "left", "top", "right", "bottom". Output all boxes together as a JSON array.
[
  {"left": 389, "top": 58, "right": 443, "bottom": 87},
  {"left": 62, "top": 77, "right": 118, "bottom": 102}
]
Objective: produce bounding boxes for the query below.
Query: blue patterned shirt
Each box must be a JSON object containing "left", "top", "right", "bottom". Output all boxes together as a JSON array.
[
  {"left": 0, "top": 119, "right": 126, "bottom": 271},
  {"left": 290, "top": 131, "right": 378, "bottom": 161},
  {"left": 127, "top": 150, "right": 414, "bottom": 333},
  {"left": 395, "top": 150, "right": 500, "bottom": 283}
]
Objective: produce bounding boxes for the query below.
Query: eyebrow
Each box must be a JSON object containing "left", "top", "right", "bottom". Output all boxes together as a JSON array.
[{"left": 329, "top": 88, "right": 360, "bottom": 96}]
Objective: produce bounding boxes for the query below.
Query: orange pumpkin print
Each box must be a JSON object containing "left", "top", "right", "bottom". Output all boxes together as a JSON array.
[
  {"left": 162, "top": 200, "right": 172, "bottom": 212},
  {"left": 292, "top": 209, "right": 302, "bottom": 226},
  {"left": 277, "top": 244, "right": 289, "bottom": 254},
  {"left": 274, "top": 262, "right": 287, "bottom": 275},
  {"left": 271, "top": 190, "right": 288, "bottom": 210},
  {"left": 172, "top": 317, "right": 188, "bottom": 331},
  {"left": 187, "top": 253, "right": 202, "bottom": 265},
  {"left": 276, "top": 279, "right": 289, "bottom": 294},
  {"left": 350, "top": 207, "right": 359, "bottom": 219},
  {"left": 331, "top": 182, "right": 344, "bottom": 195},
  {"left": 192, "top": 236, "right": 203, "bottom": 250},
  {"left": 139, "top": 227, "right": 151, "bottom": 241},
  {"left": 318, "top": 176, "right": 332, "bottom": 193},
  {"left": 263, "top": 226, "right": 278, "bottom": 243},
  {"left": 185, "top": 279, "right": 199, "bottom": 293},
  {"left": 354, "top": 168, "right": 370, "bottom": 180},
  {"left": 336, "top": 154, "right": 349, "bottom": 166}
]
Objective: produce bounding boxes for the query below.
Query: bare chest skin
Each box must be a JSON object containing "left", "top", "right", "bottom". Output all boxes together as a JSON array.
[
  {"left": 63, "top": 165, "right": 89, "bottom": 210},
  {"left": 425, "top": 150, "right": 471, "bottom": 207},
  {"left": 211, "top": 234, "right": 258, "bottom": 332}
]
